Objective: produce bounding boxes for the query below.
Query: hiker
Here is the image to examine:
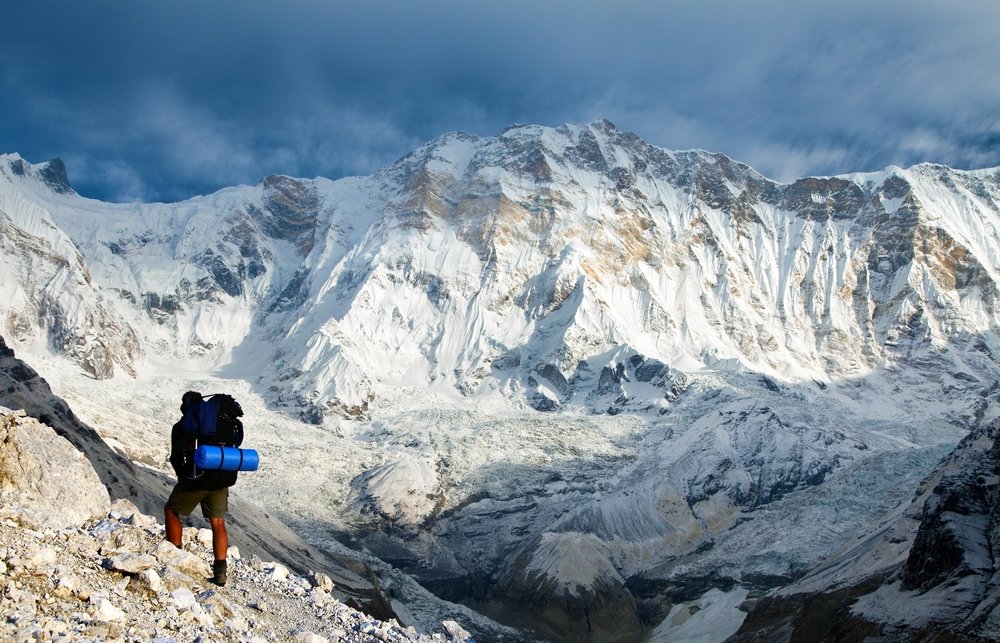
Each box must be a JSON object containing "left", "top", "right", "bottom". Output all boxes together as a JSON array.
[{"left": 164, "top": 390, "right": 241, "bottom": 586}]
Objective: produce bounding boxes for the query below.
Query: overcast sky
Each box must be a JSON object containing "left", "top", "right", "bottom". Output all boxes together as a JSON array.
[{"left": 2, "top": 1, "right": 998, "bottom": 202}]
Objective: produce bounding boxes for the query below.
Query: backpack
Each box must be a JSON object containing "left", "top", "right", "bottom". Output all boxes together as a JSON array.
[{"left": 181, "top": 393, "right": 245, "bottom": 449}]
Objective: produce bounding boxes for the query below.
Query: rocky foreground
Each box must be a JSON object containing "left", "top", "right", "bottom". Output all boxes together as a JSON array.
[{"left": 0, "top": 406, "right": 473, "bottom": 642}]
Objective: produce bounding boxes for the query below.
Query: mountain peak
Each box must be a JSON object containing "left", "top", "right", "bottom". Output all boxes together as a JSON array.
[
  {"left": 2, "top": 153, "right": 75, "bottom": 195},
  {"left": 38, "top": 157, "right": 73, "bottom": 194},
  {"left": 587, "top": 117, "right": 619, "bottom": 132}
]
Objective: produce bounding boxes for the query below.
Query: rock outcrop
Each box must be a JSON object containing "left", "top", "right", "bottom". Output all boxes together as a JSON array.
[
  {"left": 489, "top": 532, "right": 644, "bottom": 642},
  {"left": 0, "top": 407, "right": 110, "bottom": 530}
]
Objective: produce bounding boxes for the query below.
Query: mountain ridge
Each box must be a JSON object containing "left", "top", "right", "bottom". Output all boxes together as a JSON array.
[{"left": 3, "top": 126, "right": 1000, "bottom": 421}]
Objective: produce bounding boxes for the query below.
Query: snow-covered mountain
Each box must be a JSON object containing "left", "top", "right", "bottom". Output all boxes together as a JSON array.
[
  {"left": 6, "top": 121, "right": 999, "bottom": 421},
  {"left": 3, "top": 120, "right": 1000, "bottom": 641}
]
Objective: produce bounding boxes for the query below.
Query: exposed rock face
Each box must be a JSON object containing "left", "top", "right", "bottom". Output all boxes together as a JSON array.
[
  {"left": 5, "top": 155, "right": 73, "bottom": 194},
  {"left": 258, "top": 174, "right": 322, "bottom": 254},
  {"left": 901, "top": 446, "right": 997, "bottom": 595},
  {"left": 0, "top": 407, "right": 110, "bottom": 529},
  {"left": 0, "top": 334, "right": 158, "bottom": 510},
  {"left": 667, "top": 401, "right": 868, "bottom": 507},
  {"left": 37, "top": 157, "right": 74, "bottom": 194},
  {"left": 489, "top": 532, "right": 644, "bottom": 643},
  {"left": 0, "top": 174, "right": 140, "bottom": 378}
]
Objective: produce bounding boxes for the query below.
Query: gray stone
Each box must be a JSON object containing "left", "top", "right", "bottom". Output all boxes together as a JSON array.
[
  {"left": 107, "top": 552, "right": 159, "bottom": 574},
  {"left": 159, "top": 566, "right": 201, "bottom": 593},
  {"left": 25, "top": 546, "right": 57, "bottom": 571},
  {"left": 66, "top": 531, "right": 100, "bottom": 558},
  {"left": 311, "top": 572, "right": 334, "bottom": 593},
  {"left": 154, "top": 540, "right": 211, "bottom": 580},
  {"left": 91, "top": 598, "right": 126, "bottom": 623},
  {"left": 99, "top": 526, "right": 150, "bottom": 555},
  {"left": 135, "top": 568, "right": 164, "bottom": 594},
  {"left": 197, "top": 588, "right": 238, "bottom": 619},
  {"left": 109, "top": 499, "right": 158, "bottom": 530},
  {"left": 195, "top": 528, "right": 213, "bottom": 548},
  {"left": 168, "top": 586, "right": 198, "bottom": 610},
  {"left": 222, "top": 615, "right": 251, "bottom": 636},
  {"left": 441, "top": 620, "right": 474, "bottom": 641},
  {"left": 263, "top": 561, "right": 289, "bottom": 582}
]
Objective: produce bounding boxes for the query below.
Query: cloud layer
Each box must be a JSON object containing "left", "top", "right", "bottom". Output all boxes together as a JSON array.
[{"left": 2, "top": 0, "right": 998, "bottom": 202}]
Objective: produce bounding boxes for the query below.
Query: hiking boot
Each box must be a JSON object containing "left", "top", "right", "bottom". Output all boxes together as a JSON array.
[{"left": 212, "top": 559, "right": 228, "bottom": 586}]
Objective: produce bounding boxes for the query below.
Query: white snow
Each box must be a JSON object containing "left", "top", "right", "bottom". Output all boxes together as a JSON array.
[{"left": 651, "top": 587, "right": 750, "bottom": 643}]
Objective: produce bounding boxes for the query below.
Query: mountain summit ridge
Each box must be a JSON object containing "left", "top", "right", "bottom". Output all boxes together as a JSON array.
[{"left": 2, "top": 122, "right": 1000, "bottom": 423}]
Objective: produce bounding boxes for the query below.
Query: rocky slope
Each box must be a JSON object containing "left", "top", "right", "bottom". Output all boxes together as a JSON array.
[
  {"left": 0, "top": 405, "right": 475, "bottom": 642},
  {"left": 0, "top": 333, "right": 528, "bottom": 640}
]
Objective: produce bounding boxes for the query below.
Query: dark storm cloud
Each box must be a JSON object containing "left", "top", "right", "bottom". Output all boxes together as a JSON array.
[{"left": 1, "top": 0, "right": 997, "bottom": 201}]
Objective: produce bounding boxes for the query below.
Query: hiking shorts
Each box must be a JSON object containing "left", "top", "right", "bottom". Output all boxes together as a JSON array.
[{"left": 166, "top": 483, "right": 229, "bottom": 519}]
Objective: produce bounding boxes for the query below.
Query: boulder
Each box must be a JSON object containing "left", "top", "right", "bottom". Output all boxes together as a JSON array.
[
  {"left": 198, "top": 588, "right": 239, "bottom": 619},
  {"left": 99, "top": 525, "right": 151, "bottom": 555},
  {"left": 311, "top": 572, "right": 335, "bottom": 593},
  {"left": 25, "top": 546, "right": 58, "bottom": 572},
  {"left": 441, "top": 620, "right": 474, "bottom": 641},
  {"left": 134, "top": 568, "right": 164, "bottom": 594},
  {"left": 264, "top": 561, "right": 290, "bottom": 582},
  {"left": 154, "top": 540, "right": 212, "bottom": 580},
  {"left": 106, "top": 552, "right": 159, "bottom": 575},
  {"left": 109, "top": 498, "right": 158, "bottom": 530},
  {"left": 160, "top": 566, "right": 201, "bottom": 593},
  {"left": 91, "top": 598, "right": 127, "bottom": 623},
  {"left": 168, "top": 586, "right": 198, "bottom": 610},
  {"left": 0, "top": 408, "right": 110, "bottom": 529}
]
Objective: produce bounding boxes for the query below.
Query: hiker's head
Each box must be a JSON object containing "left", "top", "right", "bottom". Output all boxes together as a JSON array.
[{"left": 181, "top": 391, "right": 203, "bottom": 413}]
